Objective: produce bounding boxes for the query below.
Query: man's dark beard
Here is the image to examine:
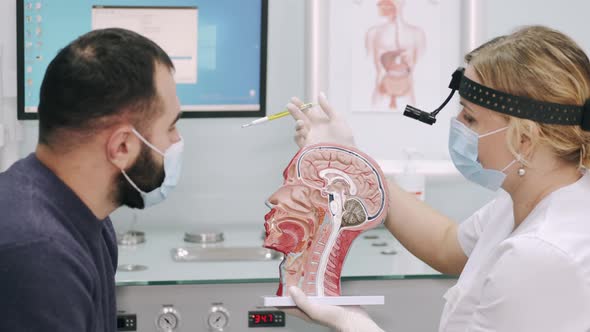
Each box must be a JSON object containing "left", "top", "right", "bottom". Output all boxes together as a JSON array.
[{"left": 116, "top": 144, "right": 166, "bottom": 209}]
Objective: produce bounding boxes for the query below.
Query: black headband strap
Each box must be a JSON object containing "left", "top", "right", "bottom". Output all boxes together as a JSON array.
[
  {"left": 459, "top": 74, "right": 590, "bottom": 129},
  {"left": 404, "top": 66, "right": 590, "bottom": 131}
]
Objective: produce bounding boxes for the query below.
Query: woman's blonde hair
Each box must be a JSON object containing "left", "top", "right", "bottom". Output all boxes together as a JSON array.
[{"left": 465, "top": 25, "right": 590, "bottom": 169}]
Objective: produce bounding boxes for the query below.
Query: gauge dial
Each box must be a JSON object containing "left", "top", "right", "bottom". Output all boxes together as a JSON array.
[
  {"left": 156, "top": 307, "right": 180, "bottom": 332},
  {"left": 207, "top": 306, "right": 230, "bottom": 331}
]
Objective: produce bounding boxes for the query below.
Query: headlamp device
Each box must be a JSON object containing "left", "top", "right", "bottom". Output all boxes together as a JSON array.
[
  {"left": 403, "top": 67, "right": 590, "bottom": 131},
  {"left": 403, "top": 68, "right": 464, "bottom": 125}
]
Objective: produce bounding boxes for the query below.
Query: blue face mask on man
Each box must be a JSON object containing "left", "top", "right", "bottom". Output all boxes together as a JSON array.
[
  {"left": 121, "top": 128, "right": 184, "bottom": 208},
  {"left": 448, "top": 117, "right": 517, "bottom": 191}
]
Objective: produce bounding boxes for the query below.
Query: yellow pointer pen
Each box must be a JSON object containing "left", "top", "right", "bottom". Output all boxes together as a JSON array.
[{"left": 241, "top": 103, "right": 314, "bottom": 128}]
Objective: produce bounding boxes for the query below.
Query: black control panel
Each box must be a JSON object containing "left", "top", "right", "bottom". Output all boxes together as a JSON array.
[
  {"left": 117, "top": 314, "right": 137, "bottom": 331},
  {"left": 248, "top": 310, "right": 285, "bottom": 328}
]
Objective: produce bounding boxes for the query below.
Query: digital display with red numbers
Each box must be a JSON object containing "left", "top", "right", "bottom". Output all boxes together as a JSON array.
[{"left": 248, "top": 311, "right": 285, "bottom": 327}]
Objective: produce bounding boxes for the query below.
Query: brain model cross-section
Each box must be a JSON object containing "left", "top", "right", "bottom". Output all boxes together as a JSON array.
[{"left": 264, "top": 144, "right": 390, "bottom": 297}]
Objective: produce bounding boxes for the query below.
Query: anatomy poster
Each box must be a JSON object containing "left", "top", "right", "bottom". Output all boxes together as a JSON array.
[{"left": 348, "top": 0, "right": 442, "bottom": 113}]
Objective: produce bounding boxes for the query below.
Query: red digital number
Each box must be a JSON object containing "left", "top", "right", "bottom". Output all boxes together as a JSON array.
[{"left": 253, "top": 313, "right": 276, "bottom": 325}]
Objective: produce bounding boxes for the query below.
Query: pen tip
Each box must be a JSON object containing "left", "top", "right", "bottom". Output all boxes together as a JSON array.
[{"left": 241, "top": 123, "right": 251, "bottom": 128}]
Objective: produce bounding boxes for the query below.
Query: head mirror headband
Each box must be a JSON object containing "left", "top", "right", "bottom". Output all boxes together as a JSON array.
[
  {"left": 403, "top": 68, "right": 464, "bottom": 125},
  {"left": 403, "top": 67, "right": 590, "bottom": 131}
]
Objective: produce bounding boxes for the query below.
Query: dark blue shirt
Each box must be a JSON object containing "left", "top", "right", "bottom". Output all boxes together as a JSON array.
[{"left": 0, "top": 154, "right": 118, "bottom": 331}]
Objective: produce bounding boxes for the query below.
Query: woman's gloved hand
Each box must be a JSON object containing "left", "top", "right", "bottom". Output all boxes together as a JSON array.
[
  {"left": 284, "top": 286, "right": 385, "bottom": 332},
  {"left": 286, "top": 92, "right": 355, "bottom": 148}
]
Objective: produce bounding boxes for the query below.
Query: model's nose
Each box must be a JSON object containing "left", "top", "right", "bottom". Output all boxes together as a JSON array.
[{"left": 265, "top": 200, "right": 274, "bottom": 210}]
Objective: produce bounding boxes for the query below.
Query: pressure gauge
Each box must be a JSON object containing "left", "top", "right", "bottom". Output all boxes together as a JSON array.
[
  {"left": 207, "top": 305, "right": 230, "bottom": 331},
  {"left": 156, "top": 306, "right": 180, "bottom": 332}
]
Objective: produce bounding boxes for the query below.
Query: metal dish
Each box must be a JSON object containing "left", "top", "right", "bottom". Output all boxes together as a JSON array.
[
  {"left": 172, "top": 247, "right": 283, "bottom": 262},
  {"left": 117, "top": 264, "right": 149, "bottom": 272},
  {"left": 117, "top": 230, "right": 146, "bottom": 246},
  {"left": 184, "top": 230, "right": 224, "bottom": 244}
]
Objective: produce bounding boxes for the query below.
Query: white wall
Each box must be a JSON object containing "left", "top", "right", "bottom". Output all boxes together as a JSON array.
[
  {"left": 0, "top": 2, "right": 17, "bottom": 98},
  {"left": 4, "top": 1, "right": 589, "bottom": 231},
  {"left": 0, "top": 0, "right": 20, "bottom": 171},
  {"left": 483, "top": 0, "right": 590, "bottom": 53}
]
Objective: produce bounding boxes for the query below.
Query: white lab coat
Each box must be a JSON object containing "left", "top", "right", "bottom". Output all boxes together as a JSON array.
[{"left": 439, "top": 173, "right": 590, "bottom": 331}]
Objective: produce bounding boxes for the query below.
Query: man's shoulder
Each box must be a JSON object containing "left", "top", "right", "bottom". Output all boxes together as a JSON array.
[
  {"left": 0, "top": 199, "right": 76, "bottom": 253},
  {"left": 0, "top": 156, "right": 34, "bottom": 190},
  {"left": 0, "top": 236, "right": 61, "bottom": 259},
  {"left": 0, "top": 155, "right": 40, "bottom": 206},
  {"left": 0, "top": 155, "right": 68, "bottom": 247},
  {"left": 0, "top": 185, "right": 59, "bottom": 247},
  {"left": 0, "top": 218, "right": 82, "bottom": 259},
  {"left": 0, "top": 235, "right": 93, "bottom": 280}
]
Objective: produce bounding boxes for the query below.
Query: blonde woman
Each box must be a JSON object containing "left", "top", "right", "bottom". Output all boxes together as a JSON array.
[{"left": 285, "top": 26, "right": 590, "bottom": 331}]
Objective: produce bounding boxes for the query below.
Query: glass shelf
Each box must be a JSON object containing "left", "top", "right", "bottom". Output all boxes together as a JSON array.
[{"left": 115, "top": 226, "right": 455, "bottom": 287}]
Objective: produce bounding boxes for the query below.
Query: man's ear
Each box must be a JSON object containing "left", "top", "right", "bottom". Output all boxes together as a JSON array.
[{"left": 106, "top": 126, "right": 140, "bottom": 171}]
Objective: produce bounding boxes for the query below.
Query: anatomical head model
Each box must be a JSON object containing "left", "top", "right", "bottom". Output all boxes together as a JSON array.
[{"left": 264, "top": 144, "right": 389, "bottom": 297}]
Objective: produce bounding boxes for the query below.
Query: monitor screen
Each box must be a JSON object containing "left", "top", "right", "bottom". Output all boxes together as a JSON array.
[{"left": 17, "top": 0, "right": 267, "bottom": 119}]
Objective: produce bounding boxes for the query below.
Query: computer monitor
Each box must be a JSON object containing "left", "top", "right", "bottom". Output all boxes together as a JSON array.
[{"left": 17, "top": 0, "right": 268, "bottom": 119}]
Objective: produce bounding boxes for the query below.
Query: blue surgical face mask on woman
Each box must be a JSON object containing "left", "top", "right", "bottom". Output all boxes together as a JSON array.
[
  {"left": 121, "top": 128, "right": 184, "bottom": 208},
  {"left": 449, "top": 117, "right": 518, "bottom": 191}
]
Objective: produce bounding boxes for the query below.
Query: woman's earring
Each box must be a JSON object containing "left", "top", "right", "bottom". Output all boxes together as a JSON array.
[{"left": 516, "top": 154, "right": 526, "bottom": 177}]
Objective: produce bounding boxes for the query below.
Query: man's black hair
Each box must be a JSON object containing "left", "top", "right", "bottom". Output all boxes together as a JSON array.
[{"left": 37, "top": 28, "right": 174, "bottom": 146}]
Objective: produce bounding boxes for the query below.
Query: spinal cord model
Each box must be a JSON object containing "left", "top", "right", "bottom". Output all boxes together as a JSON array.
[{"left": 264, "top": 144, "right": 390, "bottom": 297}]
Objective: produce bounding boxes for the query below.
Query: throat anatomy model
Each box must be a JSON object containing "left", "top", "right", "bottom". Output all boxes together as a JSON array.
[{"left": 264, "top": 144, "right": 389, "bottom": 298}]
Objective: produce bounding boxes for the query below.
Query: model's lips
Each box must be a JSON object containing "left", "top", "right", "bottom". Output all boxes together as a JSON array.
[
  {"left": 264, "top": 221, "right": 270, "bottom": 235},
  {"left": 264, "top": 209, "right": 276, "bottom": 238},
  {"left": 264, "top": 209, "right": 276, "bottom": 222}
]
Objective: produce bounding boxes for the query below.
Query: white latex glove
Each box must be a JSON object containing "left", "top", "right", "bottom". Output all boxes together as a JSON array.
[
  {"left": 286, "top": 92, "right": 355, "bottom": 148},
  {"left": 284, "top": 286, "right": 385, "bottom": 332}
]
